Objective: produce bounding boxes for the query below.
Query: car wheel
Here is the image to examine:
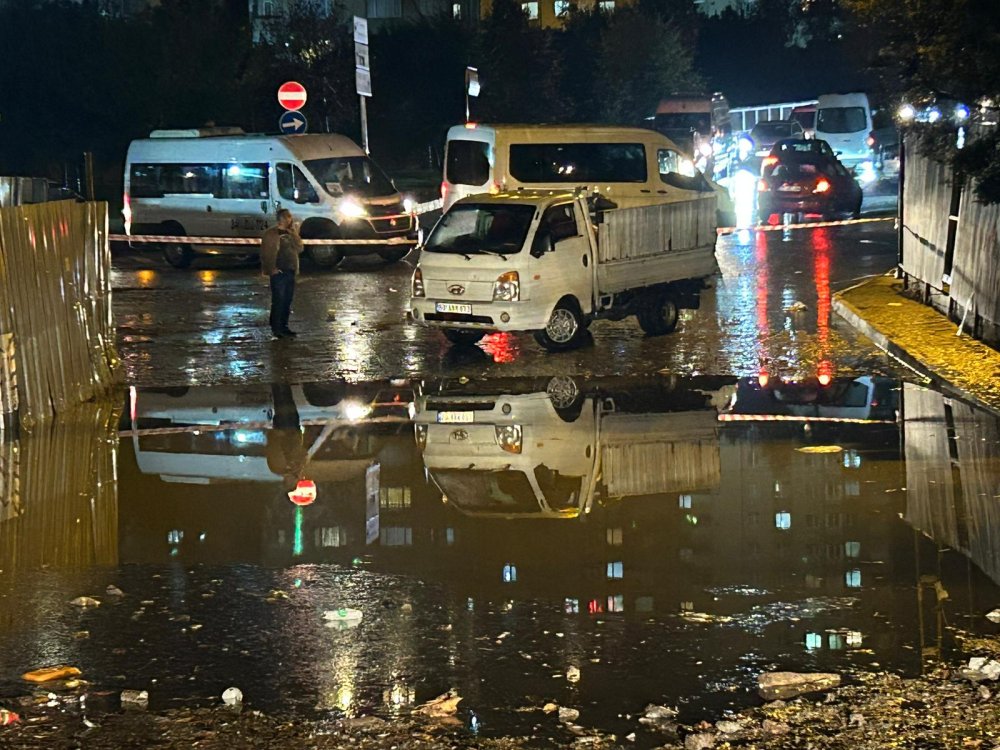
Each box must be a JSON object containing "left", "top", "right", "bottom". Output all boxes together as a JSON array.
[
  {"left": 307, "top": 244, "right": 344, "bottom": 268},
  {"left": 442, "top": 329, "right": 486, "bottom": 346},
  {"left": 534, "top": 300, "right": 586, "bottom": 351},
  {"left": 637, "top": 291, "right": 679, "bottom": 336},
  {"left": 163, "top": 242, "right": 194, "bottom": 269}
]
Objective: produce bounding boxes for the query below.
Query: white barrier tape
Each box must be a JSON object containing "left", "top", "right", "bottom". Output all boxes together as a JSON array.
[
  {"left": 717, "top": 216, "right": 894, "bottom": 236},
  {"left": 110, "top": 234, "right": 416, "bottom": 246},
  {"left": 414, "top": 198, "right": 443, "bottom": 214}
]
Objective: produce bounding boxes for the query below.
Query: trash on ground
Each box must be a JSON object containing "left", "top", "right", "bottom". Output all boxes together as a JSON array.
[
  {"left": 684, "top": 731, "right": 716, "bottom": 749},
  {"left": 222, "top": 687, "right": 243, "bottom": 706},
  {"left": 0, "top": 709, "right": 20, "bottom": 726},
  {"left": 985, "top": 608, "right": 1000, "bottom": 623},
  {"left": 106, "top": 585, "right": 124, "bottom": 597},
  {"left": 70, "top": 596, "right": 100, "bottom": 608},
  {"left": 960, "top": 657, "right": 1000, "bottom": 682},
  {"left": 639, "top": 704, "right": 678, "bottom": 733},
  {"left": 323, "top": 608, "right": 363, "bottom": 629},
  {"left": 715, "top": 719, "right": 743, "bottom": 734},
  {"left": 23, "top": 666, "right": 83, "bottom": 683},
  {"left": 414, "top": 690, "right": 462, "bottom": 721},
  {"left": 757, "top": 671, "right": 841, "bottom": 700},
  {"left": 558, "top": 707, "right": 580, "bottom": 723},
  {"left": 566, "top": 666, "right": 581, "bottom": 683},
  {"left": 542, "top": 702, "right": 558, "bottom": 714},
  {"left": 121, "top": 690, "right": 149, "bottom": 709}
]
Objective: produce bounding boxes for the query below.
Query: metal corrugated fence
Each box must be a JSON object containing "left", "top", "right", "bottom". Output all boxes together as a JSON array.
[{"left": 0, "top": 199, "right": 119, "bottom": 426}]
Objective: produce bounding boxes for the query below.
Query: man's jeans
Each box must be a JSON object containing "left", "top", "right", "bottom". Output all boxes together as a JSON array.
[{"left": 269, "top": 271, "right": 295, "bottom": 334}]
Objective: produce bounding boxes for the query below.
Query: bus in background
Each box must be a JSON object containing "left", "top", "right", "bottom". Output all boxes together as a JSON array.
[{"left": 651, "top": 93, "right": 733, "bottom": 179}]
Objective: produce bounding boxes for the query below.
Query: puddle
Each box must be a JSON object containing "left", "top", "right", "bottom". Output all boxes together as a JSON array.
[{"left": 1, "top": 375, "right": 999, "bottom": 742}]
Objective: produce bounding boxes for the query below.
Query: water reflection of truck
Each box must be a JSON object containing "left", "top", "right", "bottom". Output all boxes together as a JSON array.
[
  {"left": 724, "top": 375, "right": 899, "bottom": 423},
  {"left": 413, "top": 378, "right": 724, "bottom": 518}
]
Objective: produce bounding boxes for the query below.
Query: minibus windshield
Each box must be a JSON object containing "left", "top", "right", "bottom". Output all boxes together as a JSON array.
[{"left": 304, "top": 157, "right": 396, "bottom": 198}]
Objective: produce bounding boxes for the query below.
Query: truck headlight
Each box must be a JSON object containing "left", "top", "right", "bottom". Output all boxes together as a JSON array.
[
  {"left": 493, "top": 271, "right": 519, "bottom": 302},
  {"left": 495, "top": 424, "right": 522, "bottom": 454},
  {"left": 412, "top": 267, "right": 425, "bottom": 298},
  {"left": 338, "top": 198, "right": 367, "bottom": 220}
]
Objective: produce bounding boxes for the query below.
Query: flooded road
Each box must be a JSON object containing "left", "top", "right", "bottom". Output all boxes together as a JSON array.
[
  {"left": 2, "top": 375, "right": 999, "bottom": 744},
  {"left": 112, "top": 220, "right": 900, "bottom": 386}
]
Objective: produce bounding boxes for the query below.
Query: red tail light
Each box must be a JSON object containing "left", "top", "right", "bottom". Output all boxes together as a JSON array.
[
  {"left": 440, "top": 181, "right": 448, "bottom": 202},
  {"left": 866, "top": 131, "right": 876, "bottom": 148},
  {"left": 814, "top": 178, "right": 831, "bottom": 194},
  {"left": 758, "top": 371, "right": 769, "bottom": 388},
  {"left": 762, "top": 156, "right": 779, "bottom": 170}
]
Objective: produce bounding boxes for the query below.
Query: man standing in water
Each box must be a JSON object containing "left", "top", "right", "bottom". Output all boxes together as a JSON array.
[{"left": 261, "top": 209, "right": 302, "bottom": 338}]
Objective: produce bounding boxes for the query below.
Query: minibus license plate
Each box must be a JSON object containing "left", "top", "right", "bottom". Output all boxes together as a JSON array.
[
  {"left": 436, "top": 302, "right": 472, "bottom": 315},
  {"left": 437, "top": 411, "right": 474, "bottom": 424}
]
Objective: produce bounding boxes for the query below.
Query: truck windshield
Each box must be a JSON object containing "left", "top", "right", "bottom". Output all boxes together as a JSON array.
[
  {"left": 654, "top": 113, "right": 712, "bottom": 136},
  {"left": 431, "top": 470, "right": 538, "bottom": 513},
  {"left": 424, "top": 203, "right": 535, "bottom": 255},
  {"left": 817, "top": 107, "right": 867, "bottom": 134},
  {"left": 303, "top": 156, "right": 396, "bottom": 198}
]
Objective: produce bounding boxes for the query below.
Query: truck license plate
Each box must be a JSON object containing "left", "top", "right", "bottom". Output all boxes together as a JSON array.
[
  {"left": 437, "top": 411, "right": 474, "bottom": 424},
  {"left": 435, "top": 302, "right": 472, "bottom": 314}
]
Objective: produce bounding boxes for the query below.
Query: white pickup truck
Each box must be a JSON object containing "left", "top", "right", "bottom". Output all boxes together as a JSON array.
[
  {"left": 413, "top": 377, "right": 723, "bottom": 519},
  {"left": 409, "top": 190, "right": 718, "bottom": 351}
]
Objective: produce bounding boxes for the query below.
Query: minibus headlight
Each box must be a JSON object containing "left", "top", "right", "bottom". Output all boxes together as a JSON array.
[
  {"left": 412, "top": 267, "right": 425, "bottom": 298},
  {"left": 403, "top": 196, "right": 416, "bottom": 213},
  {"left": 338, "top": 198, "right": 367, "bottom": 220},
  {"left": 495, "top": 424, "right": 522, "bottom": 454},
  {"left": 493, "top": 271, "right": 519, "bottom": 302}
]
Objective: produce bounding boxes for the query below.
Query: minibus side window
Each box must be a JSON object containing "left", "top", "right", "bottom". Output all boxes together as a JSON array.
[
  {"left": 658, "top": 149, "right": 712, "bottom": 192},
  {"left": 219, "top": 163, "right": 270, "bottom": 200},
  {"left": 130, "top": 164, "right": 219, "bottom": 196},
  {"left": 276, "top": 163, "right": 319, "bottom": 204},
  {"left": 446, "top": 140, "right": 491, "bottom": 186}
]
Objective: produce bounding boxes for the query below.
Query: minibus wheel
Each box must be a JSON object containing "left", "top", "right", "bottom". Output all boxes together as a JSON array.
[
  {"left": 163, "top": 242, "right": 194, "bottom": 269},
  {"left": 307, "top": 244, "right": 344, "bottom": 268}
]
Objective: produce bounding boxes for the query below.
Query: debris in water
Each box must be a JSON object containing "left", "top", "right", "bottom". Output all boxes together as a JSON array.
[
  {"left": 415, "top": 690, "right": 462, "bottom": 722},
  {"left": 121, "top": 690, "right": 149, "bottom": 709},
  {"left": 558, "top": 707, "right": 580, "bottom": 723},
  {"left": 757, "top": 672, "right": 841, "bottom": 700},
  {"left": 986, "top": 609, "right": 1000, "bottom": 623},
  {"left": 106, "top": 585, "right": 124, "bottom": 597},
  {"left": 23, "top": 666, "right": 82, "bottom": 683},
  {"left": 0, "top": 709, "right": 20, "bottom": 726},
  {"left": 70, "top": 597, "right": 100, "bottom": 608},
  {"left": 222, "top": 687, "right": 243, "bottom": 706},
  {"left": 566, "top": 666, "right": 581, "bottom": 683},
  {"left": 795, "top": 446, "right": 843, "bottom": 454}
]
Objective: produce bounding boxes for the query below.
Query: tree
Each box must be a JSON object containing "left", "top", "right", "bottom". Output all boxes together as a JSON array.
[{"left": 593, "top": 6, "right": 702, "bottom": 124}]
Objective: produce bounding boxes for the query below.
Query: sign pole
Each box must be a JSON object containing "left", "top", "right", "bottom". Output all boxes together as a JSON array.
[{"left": 360, "top": 95, "right": 369, "bottom": 154}]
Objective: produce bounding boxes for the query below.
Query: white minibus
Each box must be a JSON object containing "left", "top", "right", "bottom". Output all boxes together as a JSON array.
[
  {"left": 124, "top": 128, "right": 416, "bottom": 268},
  {"left": 440, "top": 123, "right": 729, "bottom": 215},
  {"left": 814, "top": 93, "right": 874, "bottom": 172}
]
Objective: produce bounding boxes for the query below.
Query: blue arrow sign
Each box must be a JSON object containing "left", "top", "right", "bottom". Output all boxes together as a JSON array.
[{"left": 279, "top": 110, "right": 308, "bottom": 135}]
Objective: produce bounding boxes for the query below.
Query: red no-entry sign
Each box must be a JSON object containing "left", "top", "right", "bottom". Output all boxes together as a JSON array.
[{"left": 277, "top": 81, "right": 307, "bottom": 111}]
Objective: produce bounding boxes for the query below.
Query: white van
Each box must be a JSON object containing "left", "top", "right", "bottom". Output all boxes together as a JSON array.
[
  {"left": 124, "top": 128, "right": 417, "bottom": 268},
  {"left": 814, "top": 93, "right": 874, "bottom": 172},
  {"left": 441, "top": 123, "right": 731, "bottom": 215}
]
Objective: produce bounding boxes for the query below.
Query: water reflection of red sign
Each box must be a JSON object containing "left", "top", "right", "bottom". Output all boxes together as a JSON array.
[{"left": 288, "top": 479, "right": 317, "bottom": 506}]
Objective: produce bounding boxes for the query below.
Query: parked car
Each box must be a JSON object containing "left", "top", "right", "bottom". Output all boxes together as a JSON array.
[
  {"left": 756, "top": 138, "right": 863, "bottom": 222},
  {"left": 738, "top": 119, "right": 805, "bottom": 172}
]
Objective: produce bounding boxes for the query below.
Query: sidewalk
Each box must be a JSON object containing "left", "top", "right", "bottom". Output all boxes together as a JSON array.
[{"left": 834, "top": 274, "right": 1000, "bottom": 413}]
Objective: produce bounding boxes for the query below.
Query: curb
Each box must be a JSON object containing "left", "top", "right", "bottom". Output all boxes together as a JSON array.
[{"left": 832, "top": 281, "right": 1000, "bottom": 415}]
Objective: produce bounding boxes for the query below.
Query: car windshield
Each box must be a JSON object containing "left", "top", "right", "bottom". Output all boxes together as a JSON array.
[
  {"left": 817, "top": 106, "right": 867, "bottom": 134},
  {"left": 424, "top": 203, "right": 535, "bottom": 256},
  {"left": 303, "top": 156, "right": 396, "bottom": 198},
  {"left": 431, "top": 470, "right": 538, "bottom": 513}
]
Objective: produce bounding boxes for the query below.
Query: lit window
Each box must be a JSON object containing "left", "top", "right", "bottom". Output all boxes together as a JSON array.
[
  {"left": 846, "top": 631, "right": 863, "bottom": 647},
  {"left": 845, "top": 569, "right": 862, "bottom": 588},
  {"left": 828, "top": 633, "right": 845, "bottom": 650},
  {"left": 607, "top": 561, "right": 623, "bottom": 579},
  {"left": 554, "top": 0, "right": 570, "bottom": 14},
  {"left": 380, "top": 527, "right": 413, "bottom": 546},
  {"left": 167, "top": 530, "right": 184, "bottom": 544},
  {"left": 565, "top": 598, "right": 579, "bottom": 613},
  {"left": 598, "top": 0, "right": 614, "bottom": 10},
  {"left": 316, "top": 526, "right": 347, "bottom": 547},
  {"left": 843, "top": 449, "right": 862, "bottom": 468},
  {"left": 607, "top": 595, "right": 624, "bottom": 612},
  {"left": 635, "top": 596, "right": 654, "bottom": 613},
  {"left": 805, "top": 632, "right": 823, "bottom": 649},
  {"left": 380, "top": 486, "right": 411, "bottom": 509},
  {"left": 844, "top": 480, "right": 860, "bottom": 497},
  {"left": 844, "top": 541, "right": 860, "bottom": 558},
  {"left": 775, "top": 512, "right": 791, "bottom": 530},
  {"left": 452, "top": 1, "right": 462, "bottom": 17},
  {"left": 679, "top": 494, "right": 692, "bottom": 509},
  {"left": 607, "top": 527, "right": 623, "bottom": 546},
  {"left": 503, "top": 563, "right": 518, "bottom": 583},
  {"left": 680, "top": 601, "right": 694, "bottom": 612},
  {"left": 446, "top": 527, "right": 455, "bottom": 545},
  {"left": 521, "top": 1, "right": 539, "bottom": 18}
]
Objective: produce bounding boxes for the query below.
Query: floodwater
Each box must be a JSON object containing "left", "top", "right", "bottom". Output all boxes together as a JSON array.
[{"left": 1, "top": 374, "right": 999, "bottom": 744}]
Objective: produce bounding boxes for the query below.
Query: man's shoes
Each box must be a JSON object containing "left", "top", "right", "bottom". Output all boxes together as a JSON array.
[
  {"left": 271, "top": 330, "right": 288, "bottom": 340},
  {"left": 281, "top": 329, "right": 298, "bottom": 337}
]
